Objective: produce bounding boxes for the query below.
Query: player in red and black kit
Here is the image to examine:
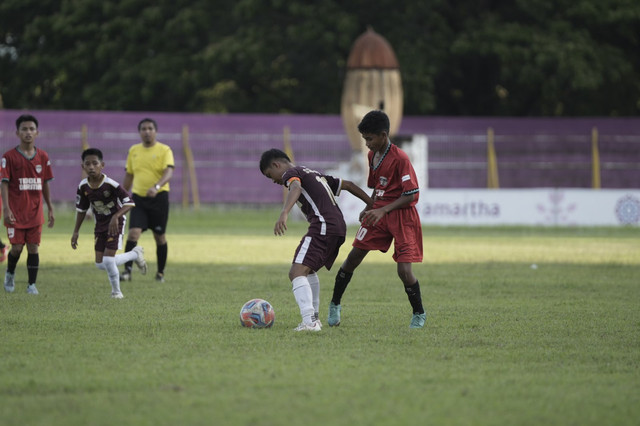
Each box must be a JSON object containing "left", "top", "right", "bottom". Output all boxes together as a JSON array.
[
  {"left": 0, "top": 165, "right": 8, "bottom": 263},
  {"left": 2, "top": 114, "right": 55, "bottom": 295},
  {"left": 260, "top": 149, "right": 372, "bottom": 332},
  {"left": 328, "top": 110, "right": 427, "bottom": 328},
  {"left": 71, "top": 148, "right": 147, "bottom": 298}
]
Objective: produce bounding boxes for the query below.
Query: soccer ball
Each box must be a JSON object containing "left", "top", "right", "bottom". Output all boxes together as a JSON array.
[{"left": 239, "top": 298, "right": 275, "bottom": 328}]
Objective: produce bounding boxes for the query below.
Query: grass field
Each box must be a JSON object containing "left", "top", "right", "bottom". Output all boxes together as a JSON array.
[{"left": 1, "top": 206, "right": 639, "bottom": 426}]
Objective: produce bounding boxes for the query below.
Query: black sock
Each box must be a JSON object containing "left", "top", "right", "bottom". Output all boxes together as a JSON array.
[
  {"left": 124, "top": 240, "right": 137, "bottom": 272},
  {"left": 404, "top": 281, "right": 425, "bottom": 314},
  {"left": 157, "top": 243, "right": 167, "bottom": 275},
  {"left": 27, "top": 253, "right": 39, "bottom": 284},
  {"left": 331, "top": 267, "right": 353, "bottom": 305},
  {"left": 7, "top": 252, "right": 19, "bottom": 274}
]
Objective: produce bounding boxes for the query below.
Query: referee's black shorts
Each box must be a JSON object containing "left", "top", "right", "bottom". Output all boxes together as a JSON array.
[{"left": 130, "top": 191, "right": 170, "bottom": 234}]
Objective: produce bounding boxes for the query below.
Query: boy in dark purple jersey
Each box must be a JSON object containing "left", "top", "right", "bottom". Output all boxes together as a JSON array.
[
  {"left": 71, "top": 148, "right": 147, "bottom": 298},
  {"left": 260, "top": 149, "right": 372, "bottom": 332}
]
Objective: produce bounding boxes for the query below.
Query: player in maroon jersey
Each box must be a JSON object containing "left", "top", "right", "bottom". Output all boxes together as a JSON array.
[
  {"left": 328, "top": 110, "right": 427, "bottom": 328},
  {"left": 260, "top": 149, "right": 372, "bottom": 331},
  {"left": 2, "top": 115, "right": 55, "bottom": 295},
  {"left": 71, "top": 148, "right": 147, "bottom": 298}
]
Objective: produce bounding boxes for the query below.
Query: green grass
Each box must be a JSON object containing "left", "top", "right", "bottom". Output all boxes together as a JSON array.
[{"left": 1, "top": 206, "right": 639, "bottom": 426}]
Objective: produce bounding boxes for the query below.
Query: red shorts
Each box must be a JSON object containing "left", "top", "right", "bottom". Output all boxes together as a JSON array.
[
  {"left": 352, "top": 207, "right": 423, "bottom": 263},
  {"left": 6, "top": 225, "right": 43, "bottom": 245}
]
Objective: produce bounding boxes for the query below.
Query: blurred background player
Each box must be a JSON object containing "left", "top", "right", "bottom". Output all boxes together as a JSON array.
[
  {"left": 120, "top": 118, "right": 174, "bottom": 283},
  {"left": 2, "top": 114, "right": 55, "bottom": 295},
  {"left": 0, "top": 164, "right": 7, "bottom": 262},
  {"left": 328, "top": 110, "right": 427, "bottom": 329},
  {"left": 71, "top": 148, "right": 147, "bottom": 298},
  {"left": 260, "top": 148, "right": 372, "bottom": 332}
]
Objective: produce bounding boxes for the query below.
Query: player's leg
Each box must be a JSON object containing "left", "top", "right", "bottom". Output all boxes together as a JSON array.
[
  {"left": 307, "top": 235, "right": 344, "bottom": 325},
  {"left": 289, "top": 263, "right": 320, "bottom": 331},
  {"left": 25, "top": 242, "right": 39, "bottom": 294},
  {"left": 103, "top": 248, "right": 123, "bottom": 298},
  {"left": 98, "top": 234, "right": 125, "bottom": 298},
  {"left": 152, "top": 232, "right": 167, "bottom": 282},
  {"left": 24, "top": 226, "right": 42, "bottom": 295},
  {"left": 307, "top": 272, "right": 321, "bottom": 322},
  {"left": 149, "top": 192, "right": 169, "bottom": 282},
  {"left": 4, "top": 227, "right": 24, "bottom": 293},
  {"left": 397, "top": 262, "right": 426, "bottom": 328},
  {"left": 289, "top": 234, "right": 332, "bottom": 331},
  {"left": 328, "top": 247, "right": 369, "bottom": 324},
  {"left": 329, "top": 220, "right": 392, "bottom": 326},
  {"left": 392, "top": 208, "right": 426, "bottom": 328},
  {"left": 122, "top": 196, "right": 148, "bottom": 280}
]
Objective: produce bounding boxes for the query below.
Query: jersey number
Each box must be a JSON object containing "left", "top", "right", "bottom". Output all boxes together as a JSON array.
[
  {"left": 355, "top": 227, "right": 368, "bottom": 241},
  {"left": 316, "top": 176, "right": 337, "bottom": 206}
]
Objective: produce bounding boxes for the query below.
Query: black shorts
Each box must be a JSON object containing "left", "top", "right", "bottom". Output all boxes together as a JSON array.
[{"left": 130, "top": 191, "right": 170, "bottom": 235}]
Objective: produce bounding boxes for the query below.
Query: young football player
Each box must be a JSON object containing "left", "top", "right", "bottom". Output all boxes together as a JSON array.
[
  {"left": 71, "top": 148, "right": 147, "bottom": 298},
  {"left": 2, "top": 114, "right": 55, "bottom": 294},
  {"left": 260, "top": 149, "right": 372, "bottom": 331},
  {"left": 328, "top": 110, "right": 427, "bottom": 328}
]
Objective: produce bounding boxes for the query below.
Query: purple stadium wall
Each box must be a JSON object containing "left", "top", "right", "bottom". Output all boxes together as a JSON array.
[{"left": 1, "top": 110, "right": 638, "bottom": 205}]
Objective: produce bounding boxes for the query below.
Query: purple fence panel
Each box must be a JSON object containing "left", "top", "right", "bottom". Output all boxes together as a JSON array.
[{"left": 1, "top": 110, "right": 638, "bottom": 206}]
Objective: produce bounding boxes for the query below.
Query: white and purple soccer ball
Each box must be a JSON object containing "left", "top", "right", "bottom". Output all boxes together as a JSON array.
[{"left": 239, "top": 298, "right": 275, "bottom": 328}]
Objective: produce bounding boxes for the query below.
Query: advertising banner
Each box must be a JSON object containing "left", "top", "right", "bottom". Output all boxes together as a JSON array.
[{"left": 338, "top": 189, "right": 640, "bottom": 226}]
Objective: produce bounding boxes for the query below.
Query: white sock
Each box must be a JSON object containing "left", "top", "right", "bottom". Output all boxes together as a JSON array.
[
  {"left": 115, "top": 251, "right": 138, "bottom": 266},
  {"left": 291, "top": 276, "right": 314, "bottom": 324},
  {"left": 95, "top": 262, "right": 106, "bottom": 270},
  {"left": 103, "top": 256, "right": 121, "bottom": 294},
  {"left": 307, "top": 272, "right": 320, "bottom": 317}
]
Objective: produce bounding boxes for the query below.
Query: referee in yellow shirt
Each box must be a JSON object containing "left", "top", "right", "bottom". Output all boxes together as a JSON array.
[{"left": 121, "top": 118, "right": 174, "bottom": 283}]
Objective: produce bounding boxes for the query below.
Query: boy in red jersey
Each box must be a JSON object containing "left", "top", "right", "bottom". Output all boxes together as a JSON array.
[
  {"left": 0, "top": 166, "right": 7, "bottom": 262},
  {"left": 328, "top": 110, "right": 427, "bottom": 328},
  {"left": 260, "top": 149, "right": 372, "bottom": 332},
  {"left": 2, "top": 115, "right": 55, "bottom": 295},
  {"left": 71, "top": 148, "right": 147, "bottom": 298}
]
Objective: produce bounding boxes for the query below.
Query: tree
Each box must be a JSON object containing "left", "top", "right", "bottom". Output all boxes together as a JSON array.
[{"left": 1, "top": 0, "right": 638, "bottom": 115}]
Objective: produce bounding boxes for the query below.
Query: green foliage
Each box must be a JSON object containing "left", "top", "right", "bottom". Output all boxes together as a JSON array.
[
  {"left": 0, "top": 207, "right": 638, "bottom": 425},
  {"left": 0, "top": 0, "right": 639, "bottom": 114}
]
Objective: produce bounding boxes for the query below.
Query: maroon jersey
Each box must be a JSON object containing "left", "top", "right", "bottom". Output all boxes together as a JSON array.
[
  {"left": 368, "top": 142, "right": 419, "bottom": 209},
  {"left": 1, "top": 147, "right": 54, "bottom": 228},
  {"left": 282, "top": 166, "right": 346, "bottom": 236},
  {"left": 75, "top": 175, "right": 134, "bottom": 234}
]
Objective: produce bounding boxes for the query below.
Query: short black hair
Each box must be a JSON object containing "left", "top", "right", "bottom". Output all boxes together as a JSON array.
[
  {"left": 259, "top": 148, "right": 290, "bottom": 173},
  {"left": 138, "top": 118, "right": 158, "bottom": 131},
  {"left": 82, "top": 148, "right": 103, "bottom": 161},
  {"left": 357, "top": 110, "right": 390, "bottom": 135},
  {"left": 16, "top": 114, "right": 39, "bottom": 130}
]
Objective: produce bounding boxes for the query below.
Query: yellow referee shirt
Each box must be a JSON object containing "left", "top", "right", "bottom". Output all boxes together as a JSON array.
[{"left": 125, "top": 142, "right": 175, "bottom": 196}]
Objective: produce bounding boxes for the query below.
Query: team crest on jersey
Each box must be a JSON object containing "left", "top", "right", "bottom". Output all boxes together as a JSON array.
[
  {"left": 379, "top": 176, "right": 388, "bottom": 187},
  {"left": 103, "top": 190, "right": 111, "bottom": 198},
  {"left": 35, "top": 165, "right": 42, "bottom": 173}
]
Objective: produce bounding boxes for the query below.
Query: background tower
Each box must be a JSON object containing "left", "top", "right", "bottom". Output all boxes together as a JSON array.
[{"left": 340, "top": 27, "right": 403, "bottom": 154}]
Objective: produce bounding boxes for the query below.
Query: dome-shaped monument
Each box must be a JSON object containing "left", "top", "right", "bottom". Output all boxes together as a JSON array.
[{"left": 341, "top": 28, "right": 403, "bottom": 153}]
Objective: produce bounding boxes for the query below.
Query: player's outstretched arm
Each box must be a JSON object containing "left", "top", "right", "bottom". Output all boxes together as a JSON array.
[{"left": 341, "top": 180, "right": 374, "bottom": 209}]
